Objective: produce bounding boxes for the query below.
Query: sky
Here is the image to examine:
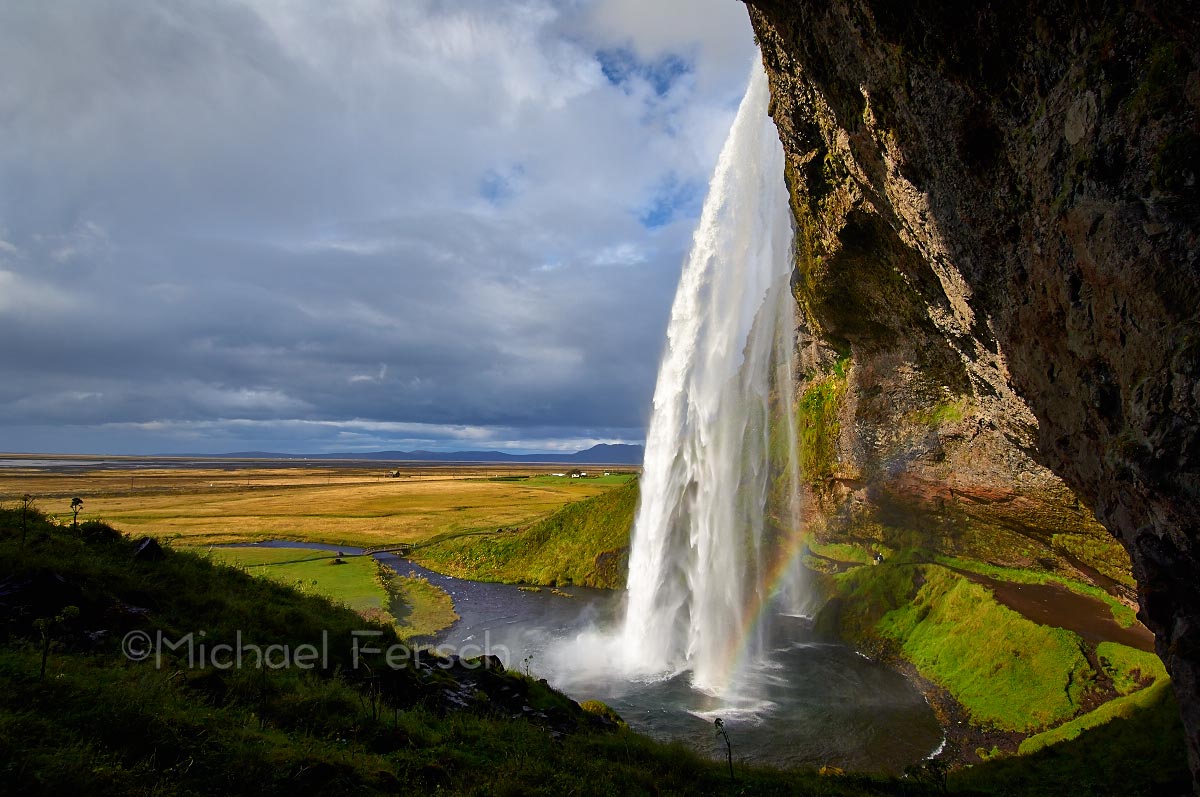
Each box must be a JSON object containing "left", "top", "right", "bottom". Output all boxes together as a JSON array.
[{"left": 0, "top": 0, "right": 759, "bottom": 455}]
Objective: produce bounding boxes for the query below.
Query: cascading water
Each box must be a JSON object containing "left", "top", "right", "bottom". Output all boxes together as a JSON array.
[
  {"left": 435, "top": 63, "right": 942, "bottom": 769},
  {"left": 618, "top": 60, "right": 804, "bottom": 695}
]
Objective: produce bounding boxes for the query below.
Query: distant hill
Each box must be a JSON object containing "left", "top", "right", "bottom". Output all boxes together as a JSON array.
[{"left": 219, "top": 443, "right": 645, "bottom": 465}]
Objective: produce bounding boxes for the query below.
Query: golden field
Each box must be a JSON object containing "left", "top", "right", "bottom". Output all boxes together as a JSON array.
[{"left": 0, "top": 458, "right": 634, "bottom": 548}]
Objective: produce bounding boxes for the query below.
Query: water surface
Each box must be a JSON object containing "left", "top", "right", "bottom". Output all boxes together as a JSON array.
[{"left": 233, "top": 540, "right": 943, "bottom": 774}]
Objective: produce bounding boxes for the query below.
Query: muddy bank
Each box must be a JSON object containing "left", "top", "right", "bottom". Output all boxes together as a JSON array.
[{"left": 962, "top": 572, "right": 1154, "bottom": 652}]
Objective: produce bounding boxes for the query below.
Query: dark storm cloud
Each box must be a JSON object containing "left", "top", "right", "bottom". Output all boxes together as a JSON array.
[{"left": 0, "top": 0, "right": 756, "bottom": 454}]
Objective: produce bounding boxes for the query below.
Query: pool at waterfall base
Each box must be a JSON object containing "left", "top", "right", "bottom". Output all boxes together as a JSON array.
[{"left": 231, "top": 541, "right": 943, "bottom": 775}]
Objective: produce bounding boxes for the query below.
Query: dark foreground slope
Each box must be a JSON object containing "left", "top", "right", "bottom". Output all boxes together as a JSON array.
[{"left": 745, "top": 0, "right": 1200, "bottom": 781}]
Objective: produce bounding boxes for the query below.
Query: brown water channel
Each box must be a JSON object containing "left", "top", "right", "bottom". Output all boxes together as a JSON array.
[{"left": 956, "top": 570, "right": 1154, "bottom": 651}]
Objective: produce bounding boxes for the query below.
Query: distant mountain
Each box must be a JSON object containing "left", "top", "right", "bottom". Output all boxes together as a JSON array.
[
  {"left": 217, "top": 443, "right": 645, "bottom": 465},
  {"left": 560, "top": 443, "right": 644, "bottom": 464}
]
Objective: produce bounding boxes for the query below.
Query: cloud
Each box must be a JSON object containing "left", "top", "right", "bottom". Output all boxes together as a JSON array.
[
  {"left": 582, "top": 0, "right": 755, "bottom": 92},
  {"left": 0, "top": 270, "right": 79, "bottom": 317},
  {"left": 349, "top": 364, "right": 388, "bottom": 384},
  {"left": 0, "top": 0, "right": 758, "bottom": 454}
]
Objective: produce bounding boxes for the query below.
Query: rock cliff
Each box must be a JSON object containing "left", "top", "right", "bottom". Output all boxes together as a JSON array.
[{"left": 745, "top": 0, "right": 1199, "bottom": 781}]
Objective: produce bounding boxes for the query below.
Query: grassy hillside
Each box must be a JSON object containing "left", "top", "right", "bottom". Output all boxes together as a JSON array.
[
  {"left": 810, "top": 543, "right": 1186, "bottom": 784},
  {"left": 955, "top": 680, "right": 1188, "bottom": 796},
  {"left": 875, "top": 565, "right": 1093, "bottom": 732},
  {"left": 412, "top": 477, "right": 639, "bottom": 588}
]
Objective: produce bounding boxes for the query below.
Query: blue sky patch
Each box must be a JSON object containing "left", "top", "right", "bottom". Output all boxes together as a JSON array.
[
  {"left": 638, "top": 175, "right": 703, "bottom": 229},
  {"left": 596, "top": 48, "right": 692, "bottom": 97},
  {"left": 479, "top": 165, "right": 523, "bottom": 206}
]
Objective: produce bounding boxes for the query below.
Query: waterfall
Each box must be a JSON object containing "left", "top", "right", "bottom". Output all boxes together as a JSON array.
[{"left": 618, "top": 61, "right": 802, "bottom": 695}]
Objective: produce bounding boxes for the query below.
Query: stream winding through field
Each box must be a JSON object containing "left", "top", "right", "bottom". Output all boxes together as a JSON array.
[{"left": 229, "top": 540, "right": 943, "bottom": 774}]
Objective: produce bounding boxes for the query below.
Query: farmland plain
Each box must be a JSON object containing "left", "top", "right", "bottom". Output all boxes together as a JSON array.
[{"left": 0, "top": 457, "right": 635, "bottom": 549}]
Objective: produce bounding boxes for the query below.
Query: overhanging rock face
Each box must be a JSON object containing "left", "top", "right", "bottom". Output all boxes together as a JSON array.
[{"left": 745, "top": 0, "right": 1199, "bottom": 780}]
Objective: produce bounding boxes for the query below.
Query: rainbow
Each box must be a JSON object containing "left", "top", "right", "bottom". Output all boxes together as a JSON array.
[{"left": 708, "top": 526, "right": 812, "bottom": 696}]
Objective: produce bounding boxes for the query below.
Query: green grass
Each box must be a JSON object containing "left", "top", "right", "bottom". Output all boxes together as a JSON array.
[
  {"left": 933, "top": 554, "right": 1137, "bottom": 627},
  {"left": 0, "top": 507, "right": 1189, "bottom": 794},
  {"left": 413, "top": 478, "right": 639, "bottom": 588},
  {"left": 1096, "top": 641, "right": 1167, "bottom": 695},
  {"left": 380, "top": 568, "right": 459, "bottom": 639},
  {"left": 207, "top": 547, "right": 388, "bottom": 615},
  {"left": 1050, "top": 531, "right": 1137, "bottom": 588},
  {"left": 0, "top": 642, "right": 917, "bottom": 796},
  {"left": 580, "top": 699, "right": 627, "bottom": 728},
  {"left": 955, "top": 679, "right": 1189, "bottom": 796},
  {"left": 876, "top": 565, "right": 1094, "bottom": 732},
  {"left": 819, "top": 550, "right": 1177, "bottom": 763},
  {"left": 807, "top": 540, "right": 877, "bottom": 565},
  {"left": 818, "top": 552, "right": 920, "bottom": 642},
  {"left": 204, "top": 547, "right": 458, "bottom": 639},
  {"left": 820, "top": 553, "right": 1100, "bottom": 733},
  {"left": 1018, "top": 678, "right": 1172, "bottom": 756}
]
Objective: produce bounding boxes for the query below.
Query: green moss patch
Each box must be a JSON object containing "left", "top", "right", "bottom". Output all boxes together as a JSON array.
[
  {"left": 809, "top": 540, "right": 877, "bottom": 565},
  {"left": 1096, "top": 641, "right": 1167, "bottom": 696},
  {"left": 798, "top": 359, "right": 849, "bottom": 484},
  {"left": 877, "top": 566, "right": 1094, "bottom": 732},
  {"left": 1050, "top": 531, "right": 1136, "bottom": 588},
  {"left": 1018, "top": 677, "right": 1171, "bottom": 756},
  {"left": 909, "top": 396, "right": 969, "bottom": 427},
  {"left": 580, "top": 699, "right": 627, "bottom": 729}
]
